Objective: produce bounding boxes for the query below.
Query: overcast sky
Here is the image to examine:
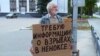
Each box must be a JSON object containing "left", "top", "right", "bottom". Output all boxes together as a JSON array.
[{"left": 97, "top": 2, "right": 100, "bottom": 7}]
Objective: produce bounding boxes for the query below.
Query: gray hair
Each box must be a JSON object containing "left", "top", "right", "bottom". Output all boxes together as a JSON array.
[{"left": 46, "top": 1, "right": 57, "bottom": 12}]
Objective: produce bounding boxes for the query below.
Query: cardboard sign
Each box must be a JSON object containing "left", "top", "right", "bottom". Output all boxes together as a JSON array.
[{"left": 32, "top": 21, "right": 72, "bottom": 56}]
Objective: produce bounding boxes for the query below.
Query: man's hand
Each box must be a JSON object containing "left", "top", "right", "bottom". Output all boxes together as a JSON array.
[{"left": 30, "top": 46, "right": 34, "bottom": 56}]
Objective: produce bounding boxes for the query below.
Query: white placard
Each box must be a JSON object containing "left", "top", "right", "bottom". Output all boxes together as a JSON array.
[
  {"left": 78, "top": 0, "right": 85, "bottom": 7},
  {"left": 71, "top": 0, "right": 85, "bottom": 7}
]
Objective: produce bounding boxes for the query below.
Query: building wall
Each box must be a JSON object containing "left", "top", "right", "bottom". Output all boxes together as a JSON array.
[
  {"left": 0, "top": 0, "right": 36, "bottom": 13},
  {"left": 0, "top": 0, "right": 68, "bottom": 14},
  {"left": 0, "top": 0, "right": 10, "bottom": 13},
  {"left": 52, "top": 0, "right": 68, "bottom": 13}
]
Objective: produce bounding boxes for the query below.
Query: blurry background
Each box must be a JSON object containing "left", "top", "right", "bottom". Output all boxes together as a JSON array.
[{"left": 0, "top": 0, "right": 100, "bottom": 56}]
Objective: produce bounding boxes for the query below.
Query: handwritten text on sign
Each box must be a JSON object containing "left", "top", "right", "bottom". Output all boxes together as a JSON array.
[{"left": 32, "top": 23, "right": 72, "bottom": 56}]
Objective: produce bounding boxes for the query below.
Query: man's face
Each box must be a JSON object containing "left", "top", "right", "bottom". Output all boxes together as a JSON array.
[{"left": 50, "top": 5, "right": 58, "bottom": 15}]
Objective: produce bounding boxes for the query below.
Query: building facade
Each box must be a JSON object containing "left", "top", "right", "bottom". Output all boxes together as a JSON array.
[
  {"left": 0, "top": 0, "right": 37, "bottom": 13},
  {"left": 0, "top": 0, "right": 68, "bottom": 14}
]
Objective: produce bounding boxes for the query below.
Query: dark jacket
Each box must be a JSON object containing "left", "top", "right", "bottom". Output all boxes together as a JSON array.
[{"left": 40, "top": 14, "right": 63, "bottom": 24}]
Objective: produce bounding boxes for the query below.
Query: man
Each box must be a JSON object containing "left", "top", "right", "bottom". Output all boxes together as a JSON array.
[
  {"left": 40, "top": 1, "right": 63, "bottom": 24},
  {"left": 30, "top": 1, "right": 63, "bottom": 56}
]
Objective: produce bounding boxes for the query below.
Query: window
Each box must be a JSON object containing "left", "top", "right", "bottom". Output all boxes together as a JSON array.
[
  {"left": 10, "top": 0, "right": 15, "bottom": 2},
  {"left": 19, "top": 0, "right": 27, "bottom": 11},
  {"left": 29, "top": 0, "right": 36, "bottom": 12},
  {"left": 10, "top": 0, "right": 16, "bottom": 12}
]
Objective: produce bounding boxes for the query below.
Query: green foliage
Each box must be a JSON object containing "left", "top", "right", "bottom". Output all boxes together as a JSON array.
[
  {"left": 81, "top": 15, "right": 90, "bottom": 19},
  {"left": 83, "top": 0, "right": 98, "bottom": 16},
  {"left": 37, "top": 0, "right": 51, "bottom": 15},
  {"left": 94, "top": 5, "right": 99, "bottom": 12},
  {"left": 81, "top": 15, "right": 98, "bottom": 19},
  {"left": 68, "top": 0, "right": 73, "bottom": 14},
  {"left": 68, "top": 0, "right": 98, "bottom": 16}
]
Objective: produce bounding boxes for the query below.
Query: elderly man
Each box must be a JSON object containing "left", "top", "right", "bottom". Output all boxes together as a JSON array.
[
  {"left": 40, "top": 1, "right": 63, "bottom": 24},
  {"left": 30, "top": 1, "right": 63, "bottom": 56}
]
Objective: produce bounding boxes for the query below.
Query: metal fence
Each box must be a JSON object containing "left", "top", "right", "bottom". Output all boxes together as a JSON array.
[{"left": 91, "top": 26, "right": 100, "bottom": 56}]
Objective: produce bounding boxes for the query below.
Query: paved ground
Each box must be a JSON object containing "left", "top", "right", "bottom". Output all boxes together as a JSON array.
[
  {"left": 88, "top": 19, "right": 100, "bottom": 36},
  {"left": 0, "top": 17, "right": 97, "bottom": 56},
  {"left": 77, "top": 30, "right": 96, "bottom": 56},
  {"left": 0, "top": 17, "right": 41, "bottom": 56},
  {"left": 88, "top": 19, "right": 100, "bottom": 44},
  {"left": 88, "top": 18, "right": 100, "bottom": 56}
]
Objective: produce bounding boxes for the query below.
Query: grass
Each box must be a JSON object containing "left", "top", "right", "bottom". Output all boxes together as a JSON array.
[
  {"left": 63, "top": 16, "right": 91, "bottom": 30},
  {"left": 78, "top": 19, "right": 91, "bottom": 30},
  {"left": 81, "top": 15, "right": 98, "bottom": 19},
  {"left": 81, "top": 15, "right": 89, "bottom": 19}
]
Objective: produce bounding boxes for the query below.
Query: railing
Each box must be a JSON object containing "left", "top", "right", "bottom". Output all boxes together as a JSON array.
[{"left": 91, "top": 26, "right": 100, "bottom": 56}]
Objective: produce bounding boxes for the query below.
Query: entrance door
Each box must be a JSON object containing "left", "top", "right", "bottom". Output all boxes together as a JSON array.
[{"left": 19, "top": 0, "right": 27, "bottom": 14}]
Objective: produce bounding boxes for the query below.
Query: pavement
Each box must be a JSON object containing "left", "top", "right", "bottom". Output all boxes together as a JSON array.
[
  {"left": 88, "top": 19, "right": 100, "bottom": 44},
  {"left": 88, "top": 19, "right": 100, "bottom": 37},
  {"left": 77, "top": 30, "right": 96, "bottom": 56},
  {"left": 0, "top": 17, "right": 97, "bottom": 56},
  {"left": 0, "top": 17, "right": 41, "bottom": 56}
]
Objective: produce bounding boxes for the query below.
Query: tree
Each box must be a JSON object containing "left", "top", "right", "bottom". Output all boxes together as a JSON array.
[
  {"left": 37, "top": 0, "right": 51, "bottom": 16},
  {"left": 94, "top": 5, "right": 99, "bottom": 13},
  {"left": 83, "top": 0, "right": 98, "bottom": 16},
  {"left": 68, "top": 0, "right": 73, "bottom": 14}
]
